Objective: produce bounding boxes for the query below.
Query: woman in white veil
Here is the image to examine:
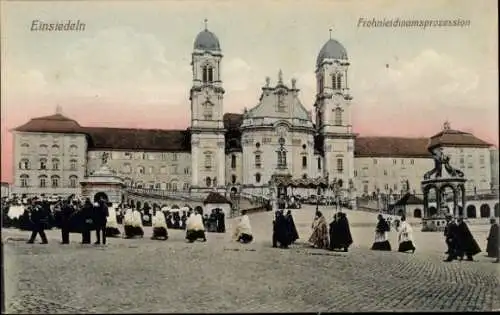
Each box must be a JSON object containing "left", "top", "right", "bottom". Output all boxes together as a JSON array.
[
  {"left": 233, "top": 210, "right": 253, "bottom": 243},
  {"left": 397, "top": 216, "right": 416, "bottom": 253},
  {"left": 186, "top": 209, "right": 207, "bottom": 243},
  {"left": 132, "top": 209, "right": 144, "bottom": 237},
  {"left": 152, "top": 210, "right": 168, "bottom": 240},
  {"left": 105, "top": 204, "right": 121, "bottom": 237},
  {"left": 123, "top": 208, "right": 135, "bottom": 239}
]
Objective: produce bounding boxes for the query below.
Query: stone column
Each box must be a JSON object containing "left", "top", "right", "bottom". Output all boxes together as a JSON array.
[
  {"left": 423, "top": 188, "right": 428, "bottom": 218},
  {"left": 218, "top": 140, "right": 225, "bottom": 190},
  {"left": 435, "top": 186, "right": 441, "bottom": 217},
  {"left": 452, "top": 186, "right": 458, "bottom": 217}
]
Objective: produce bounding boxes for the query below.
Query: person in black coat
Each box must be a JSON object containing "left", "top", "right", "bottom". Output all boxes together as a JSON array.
[
  {"left": 80, "top": 199, "right": 94, "bottom": 244},
  {"left": 60, "top": 200, "right": 75, "bottom": 244},
  {"left": 285, "top": 210, "right": 299, "bottom": 244},
  {"left": 27, "top": 202, "right": 48, "bottom": 244},
  {"left": 486, "top": 218, "right": 499, "bottom": 262},
  {"left": 455, "top": 217, "right": 481, "bottom": 261},
  {"left": 216, "top": 209, "right": 226, "bottom": 233},
  {"left": 94, "top": 200, "right": 109, "bottom": 245},
  {"left": 444, "top": 215, "right": 460, "bottom": 262},
  {"left": 330, "top": 212, "right": 353, "bottom": 252},
  {"left": 272, "top": 211, "right": 292, "bottom": 249}
]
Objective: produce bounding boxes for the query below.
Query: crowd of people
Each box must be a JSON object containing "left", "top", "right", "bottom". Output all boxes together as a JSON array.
[{"left": 2, "top": 194, "right": 498, "bottom": 263}]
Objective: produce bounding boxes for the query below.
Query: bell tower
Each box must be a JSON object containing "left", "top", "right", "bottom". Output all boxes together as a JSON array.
[
  {"left": 314, "top": 30, "right": 355, "bottom": 191},
  {"left": 190, "top": 20, "right": 226, "bottom": 192}
]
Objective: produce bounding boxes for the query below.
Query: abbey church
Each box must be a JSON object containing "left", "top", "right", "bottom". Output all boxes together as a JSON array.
[{"left": 11, "top": 26, "right": 494, "bottom": 200}]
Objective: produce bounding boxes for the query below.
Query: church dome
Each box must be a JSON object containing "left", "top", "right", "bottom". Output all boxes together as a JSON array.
[
  {"left": 193, "top": 29, "right": 221, "bottom": 51},
  {"left": 316, "top": 38, "right": 348, "bottom": 66}
]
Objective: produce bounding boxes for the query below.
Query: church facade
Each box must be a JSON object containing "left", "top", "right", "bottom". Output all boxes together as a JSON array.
[{"left": 10, "top": 26, "right": 495, "bottom": 200}]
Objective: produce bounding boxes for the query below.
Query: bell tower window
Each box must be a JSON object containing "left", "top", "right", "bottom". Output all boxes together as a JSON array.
[
  {"left": 276, "top": 137, "right": 287, "bottom": 169},
  {"left": 202, "top": 65, "right": 214, "bottom": 83},
  {"left": 334, "top": 107, "right": 343, "bottom": 126}
]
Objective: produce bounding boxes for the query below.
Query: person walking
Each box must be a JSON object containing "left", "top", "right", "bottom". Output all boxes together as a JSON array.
[
  {"left": 94, "top": 200, "right": 109, "bottom": 245},
  {"left": 27, "top": 200, "right": 48, "bottom": 244},
  {"left": 60, "top": 200, "right": 74, "bottom": 244}
]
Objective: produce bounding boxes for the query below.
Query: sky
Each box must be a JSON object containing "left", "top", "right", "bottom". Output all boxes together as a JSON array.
[{"left": 1, "top": 0, "right": 498, "bottom": 183}]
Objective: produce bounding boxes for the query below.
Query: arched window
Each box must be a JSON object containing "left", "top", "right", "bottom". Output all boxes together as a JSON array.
[
  {"left": 39, "top": 175, "right": 47, "bottom": 188},
  {"left": 336, "top": 73, "right": 342, "bottom": 89},
  {"left": 255, "top": 173, "right": 261, "bottom": 183},
  {"left": 51, "top": 175, "right": 60, "bottom": 188},
  {"left": 39, "top": 158, "right": 47, "bottom": 170},
  {"left": 319, "top": 75, "right": 324, "bottom": 91},
  {"left": 337, "top": 158, "right": 343, "bottom": 173},
  {"left": 332, "top": 74, "right": 337, "bottom": 89},
  {"left": 20, "top": 174, "right": 29, "bottom": 187},
  {"left": 206, "top": 177, "right": 212, "bottom": 187},
  {"left": 334, "top": 107, "right": 342, "bottom": 126},
  {"left": 166, "top": 183, "right": 172, "bottom": 191},
  {"left": 122, "top": 163, "right": 131, "bottom": 174},
  {"left": 155, "top": 183, "right": 161, "bottom": 190},
  {"left": 204, "top": 152, "right": 213, "bottom": 170},
  {"left": 39, "top": 144, "right": 48, "bottom": 155},
  {"left": 136, "top": 166, "right": 145, "bottom": 174},
  {"left": 70, "top": 159, "right": 78, "bottom": 170},
  {"left": 69, "top": 144, "right": 78, "bottom": 156},
  {"left": 171, "top": 182, "right": 178, "bottom": 192},
  {"left": 52, "top": 144, "right": 60, "bottom": 154},
  {"left": 202, "top": 65, "right": 214, "bottom": 83},
  {"left": 317, "top": 157, "right": 322, "bottom": 170},
  {"left": 302, "top": 156, "right": 307, "bottom": 169},
  {"left": 276, "top": 138, "right": 287, "bottom": 169},
  {"left": 21, "top": 143, "right": 29, "bottom": 154},
  {"left": 19, "top": 159, "right": 30, "bottom": 170},
  {"left": 52, "top": 158, "right": 60, "bottom": 170},
  {"left": 183, "top": 183, "right": 190, "bottom": 191},
  {"left": 231, "top": 175, "right": 237, "bottom": 184},
  {"left": 69, "top": 175, "right": 78, "bottom": 188},
  {"left": 255, "top": 154, "right": 262, "bottom": 168},
  {"left": 231, "top": 154, "right": 237, "bottom": 169}
]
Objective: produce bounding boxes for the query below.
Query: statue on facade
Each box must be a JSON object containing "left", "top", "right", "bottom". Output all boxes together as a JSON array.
[{"left": 101, "top": 152, "right": 109, "bottom": 166}]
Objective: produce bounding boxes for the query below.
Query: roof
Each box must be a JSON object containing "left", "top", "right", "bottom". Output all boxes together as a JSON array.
[
  {"left": 317, "top": 38, "right": 348, "bottom": 66},
  {"left": 194, "top": 29, "right": 221, "bottom": 51},
  {"left": 85, "top": 127, "right": 191, "bottom": 152},
  {"left": 203, "top": 192, "right": 231, "bottom": 205},
  {"left": 13, "top": 114, "right": 83, "bottom": 133},
  {"left": 428, "top": 128, "right": 491, "bottom": 149},
  {"left": 354, "top": 137, "right": 431, "bottom": 158}
]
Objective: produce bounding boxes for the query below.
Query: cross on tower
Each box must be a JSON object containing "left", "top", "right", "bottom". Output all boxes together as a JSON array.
[
  {"left": 204, "top": 19, "right": 208, "bottom": 30},
  {"left": 329, "top": 28, "right": 333, "bottom": 39}
]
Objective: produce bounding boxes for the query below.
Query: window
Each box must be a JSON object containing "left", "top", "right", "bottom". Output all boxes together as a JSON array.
[
  {"left": 373, "top": 159, "right": 378, "bottom": 165},
  {"left": 231, "top": 155, "right": 237, "bottom": 169},
  {"left": 19, "top": 159, "right": 30, "bottom": 170},
  {"left": 255, "top": 142, "right": 261, "bottom": 149},
  {"left": 276, "top": 138, "right": 287, "bottom": 169},
  {"left": 336, "top": 74, "right": 342, "bottom": 89},
  {"left": 171, "top": 165, "right": 178, "bottom": 174},
  {"left": 231, "top": 175, "right": 237, "bottom": 184},
  {"left": 319, "top": 75, "right": 324, "bottom": 91},
  {"left": 393, "top": 159, "right": 397, "bottom": 165},
  {"left": 334, "top": 108, "right": 342, "bottom": 126},
  {"left": 332, "top": 74, "right": 336, "bottom": 89},
  {"left": 410, "top": 159, "right": 414, "bottom": 165},
  {"left": 122, "top": 163, "right": 131, "bottom": 174},
  {"left": 202, "top": 65, "right": 214, "bottom": 83},
  {"left": 39, "top": 175, "right": 47, "bottom": 188},
  {"left": 51, "top": 175, "right": 60, "bottom": 188},
  {"left": 354, "top": 170, "right": 357, "bottom": 177},
  {"left": 155, "top": 183, "right": 161, "bottom": 190},
  {"left": 148, "top": 166, "right": 154, "bottom": 174},
  {"left": 384, "top": 170, "right": 388, "bottom": 176},
  {"left": 166, "top": 183, "right": 172, "bottom": 191},
  {"left": 39, "top": 158, "right": 47, "bottom": 170},
  {"left": 183, "top": 183, "right": 190, "bottom": 191},
  {"left": 302, "top": 174, "right": 307, "bottom": 179},
  {"left": 172, "top": 153, "right": 178, "bottom": 161},
  {"left": 255, "top": 154, "right": 262, "bottom": 168},
  {"left": 69, "top": 175, "right": 78, "bottom": 188},
  {"left": 393, "top": 183, "right": 398, "bottom": 191},
  {"left": 39, "top": 144, "right": 48, "bottom": 155},
  {"left": 363, "top": 184, "right": 369, "bottom": 194},
  {"left": 124, "top": 152, "right": 132, "bottom": 159},
  {"left": 184, "top": 167, "right": 190, "bottom": 175},
  {"left": 69, "top": 144, "right": 78, "bottom": 156},
  {"left": 52, "top": 158, "right": 60, "bottom": 170},
  {"left": 302, "top": 144, "right": 307, "bottom": 150},
  {"left": 336, "top": 158, "right": 343, "bottom": 173},
  {"left": 255, "top": 173, "right": 261, "bottom": 183},
  {"left": 20, "top": 174, "right": 29, "bottom": 187},
  {"left": 317, "top": 157, "right": 322, "bottom": 170},
  {"left": 206, "top": 177, "right": 212, "bottom": 187},
  {"left": 21, "top": 143, "right": 29, "bottom": 154},
  {"left": 384, "top": 183, "right": 389, "bottom": 190},
  {"left": 401, "top": 159, "right": 405, "bottom": 165},
  {"left": 70, "top": 159, "right": 78, "bottom": 171},
  {"left": 459, "top": 157, "right": 465, "bottom": 165},
  {"left": 479, "top": 156, "right": 485, "bottom": 165},
  {"left": 204, "top": 152, "right": 213, "bottom": 170},
  {"left": 137, "top": 166, "right": 145, "bottom": 174},
  {"left": 302, "top": 156, "right": 307, "bottom": 169},
  {"left": 203, "top": 102, "right": 213, "bottom": 120},
  {"left": 148, "top": 182, "right": 155, "bottom": 189},
  {"left": 52, "top": 144, "right": 60, "bottom": 154}
]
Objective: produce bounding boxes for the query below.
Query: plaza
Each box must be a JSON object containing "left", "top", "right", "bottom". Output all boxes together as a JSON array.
[{"left": 3, "top": 205, "right": 499, "bottom": 313}]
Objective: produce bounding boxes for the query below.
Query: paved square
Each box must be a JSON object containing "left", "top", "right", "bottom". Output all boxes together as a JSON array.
[{"left": 3, "top": 206, "right": 500, "bottom": 313}]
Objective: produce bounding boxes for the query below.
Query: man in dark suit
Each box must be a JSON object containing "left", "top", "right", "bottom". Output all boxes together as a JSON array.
[
  {"left": 94, "top": 199, "right": 109, "bottom": 245},
  {"left": 81, "top": 198, "right": 94, "bottom": 244},
  {"left": 27, "top": 200, "right": 48, "bottom": 244},
  {"left": 60, "top": 200, "right": 74, "bottom": 244}
]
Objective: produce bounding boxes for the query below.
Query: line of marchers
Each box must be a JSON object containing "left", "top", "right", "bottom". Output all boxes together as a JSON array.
[{"left": 30, "top": 20, "right": 86, "bottom": 32}]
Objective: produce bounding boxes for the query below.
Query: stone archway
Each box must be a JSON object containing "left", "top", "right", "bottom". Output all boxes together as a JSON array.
[
  {"left": 130, "top": 200, "right": 135, "bottom": 208},
  {"left": 94, "top": 192, "right": 109, "bottom": 203},
  {"left": 495, "top": 203, "right": 499, "bottom": 218},
  {"left": 480, "top": 204, "right": 491, "bottom": 218},
  {"left": 414, "top": 208, "right": 422, "bottom": 218},
  {"left": 466, "top": 205, "right": 476, "bottom": 218}
]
